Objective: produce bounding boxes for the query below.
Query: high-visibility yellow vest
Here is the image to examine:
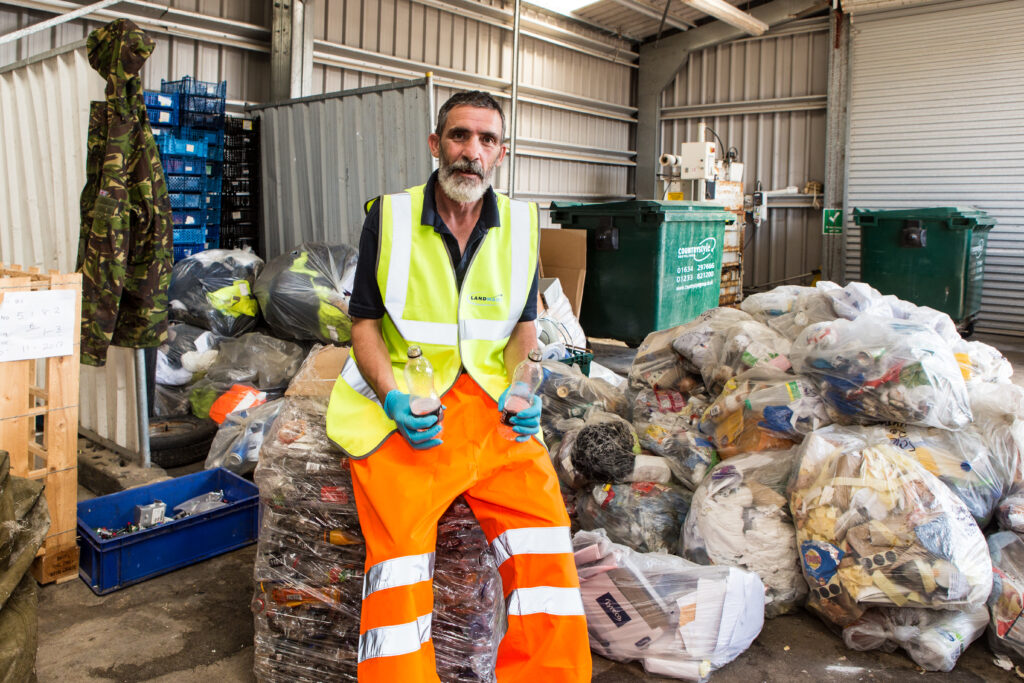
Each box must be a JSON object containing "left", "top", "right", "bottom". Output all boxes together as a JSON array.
[{"left": 326, "top": 183, "right": 539, "bottom": 458}]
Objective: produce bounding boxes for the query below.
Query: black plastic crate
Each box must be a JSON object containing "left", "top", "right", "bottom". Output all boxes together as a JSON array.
[
  {"left": 224, "top": 132, "right": 258, "bottom": 149},
  {"left": 222, "top": 224, "right": 259, "bottom": 239},
  {"left": 183, "top": 94, "right": 226, "bottom": 115},
  {"left": 223, "top": 147, "right": 258, "bottom": 164},
  {"left": 161, "top": 76, "right": 226, "bottom": 99},
  {"left": 223, "top": 162, "right": 255, "bottom": 179},
  {"left": 224, "top": 208, "right": 257, "bottom": 224},
  {"left": 181, "top": 111, "right": 225, "bottom": 131},
  {"left": 223, "top": 193, "right": 256, "bottom": 210},
  {"left": 224, "top": 116, "right": 257, "bottom": 134},
  {"left": 224, "top": 177, "right": 253, "bottom": 194}
]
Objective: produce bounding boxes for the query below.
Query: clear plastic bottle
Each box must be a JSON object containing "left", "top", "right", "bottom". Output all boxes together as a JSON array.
[
  {"left": 405, "top": 346, "right": 442, "bottom": 418},
  {"left": 500, "top": 349, "right": 544, "bottom": 440}
]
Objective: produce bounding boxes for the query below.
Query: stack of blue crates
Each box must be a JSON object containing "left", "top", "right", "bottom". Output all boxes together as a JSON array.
[{"left": 147, "top": 75, "right": 227, "bottom": 261}]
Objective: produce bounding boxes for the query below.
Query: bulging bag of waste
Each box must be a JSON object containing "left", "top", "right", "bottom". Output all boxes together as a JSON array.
[
  {"left": 205, "top": 398, "right": 284, "bottom": 474},
  {"left": 790, "top": 425, "right": 992, "bottom": 629},
  {"left": 155, "top": 322, "right": 221, "bottom": 387},
  {"left": 560, "top": 412, "right": 671, "bottom": 486},
  {"left": 740, "top": 285, "right": 817, "bottom": 322},
  {"left": 763, "top": 281, "right": 840, "bottom": 341},
  {"left": 168, "top": 249, "right": 262, "bottom": 337},
  {"left": 670, "top": 307, "right": 754, "bottom": 381},
  {"left": 631, "top": 388, "right": 716, "bottom": 490},
  {"left": 682, "top": 450, "right": 806, "bottom": 618},
  {"left": 881, "top": 422, "right": 1004, "bottom": 527},
  {"left": 987, "top": 530, "right": 1024, "bottom": 664},
  {"left": 539, "top": 361, "right": 629, "bottom": 443},
  {"left": 577, "top": 482, "right": 691, "bottom": 554},
  {"left": 254, "top": 243, "right": 359, "bottom": 345},
  {"left": 628, "top": 325, "right": 702, "bottom": 394},
  {"left": 574, "top": 529, "right": 764, "bottom": 681},
  {"left": 689, "top": 319, "right": 793, "bottom": 396},
  {"left": 953, "top": 339, "right": 1013, "bottom": 385},
  {"left": 968, "top": 384, "right": 1024, "bottom": 532},
  {"left": 790, "top": 315, "right": 972, "bottom": 430},
  {"left": 699, "top": 367, "right": 831, "bottom": 458},
  {"left": 842, "top": 606, "right": 987, "bottom": 672}
]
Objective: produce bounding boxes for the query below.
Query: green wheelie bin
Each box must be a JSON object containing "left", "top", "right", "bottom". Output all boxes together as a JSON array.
[
  {"left": 549, "top": 200, "right": 733, "bottom": 346},
  {"left": 852, "top": 206, "right": 995, "bottom": 333}
]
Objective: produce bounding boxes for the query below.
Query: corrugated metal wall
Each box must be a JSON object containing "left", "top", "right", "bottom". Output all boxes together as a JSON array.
[
  {"left": 659, "top": 19, "right": 829, "bottom": 288},
  {"left": 844, "top": 0, "right": 1024, "bottom": 335},
  {"left": 257, "top": 80, "right": 433, "bottom": 255},
  {"left": 0, "top": 41, "right": 142, "bottom": 454}
]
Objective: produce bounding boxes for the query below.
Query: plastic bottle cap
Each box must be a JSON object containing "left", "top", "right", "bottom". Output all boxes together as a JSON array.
[
  {"left": 407, "top": 345, "right": 422, "bottom": 359},
  {"left": 528, "top": 349, "right": 543, "bottom": 362}
]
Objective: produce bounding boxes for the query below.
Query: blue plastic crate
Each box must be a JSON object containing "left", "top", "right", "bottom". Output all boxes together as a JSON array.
[
  {"left": 147, "top": 107, "right": 178, "bottom": 126},
  {"left": 166, "top": 175, "right": 204, "bottom": 192},
  {"left": 172, "top": 210, "right": 204, "bottom": 227},
  {"left": 170, "top": 193, "right": 202, "bottom": 209},
  {"left": 173, "top": 227, "right": 205, "bottom": 243},
  {"left": 206, "top": 225, "right": 220, "bottom": 246},
  {"left": 144, "top": 91, "right": 180, "bottom": 110},
  {"left": 77, "top": 468, "right": 258, "bottom": 595},
  {"left": 163, "top": 157, "right": 203, "bottom": 175},
  {"left": 150, "top": 124, "right": 175, "bottom": 138},
  {"left": 181, "top": 127, "right": 224, "bottom": 149},
  {"left": 161, "top": 76, "right": 226, "bottom": 99},
  {"left": 205, "top": 208, "right": 222, "bottom": 225},
  {"left": 158, "top": 136, "right": 207, "bottom": 158},
  {"left": 204, "top": 193, "right": 221, "bottom": 210},
  {"left": 174, "top": 244, "right": 203, "bottom": 262},
  {"left": 204, "top": 175, "right": 222, "bottom": 193}
]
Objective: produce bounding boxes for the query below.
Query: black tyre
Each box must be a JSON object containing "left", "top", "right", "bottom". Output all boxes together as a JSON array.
[{"left": 149, "top": 415, "right": 219, "bottom": 468}]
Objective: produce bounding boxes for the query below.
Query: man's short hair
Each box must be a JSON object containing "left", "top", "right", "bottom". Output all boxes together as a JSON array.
[{"left": 435, "top": 90, "right": 505, "bottom": 141}]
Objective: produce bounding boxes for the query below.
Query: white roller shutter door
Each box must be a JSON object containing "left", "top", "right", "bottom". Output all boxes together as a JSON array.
[{"left": 844, "top": 0, "right": 1024, "bottom": 335}]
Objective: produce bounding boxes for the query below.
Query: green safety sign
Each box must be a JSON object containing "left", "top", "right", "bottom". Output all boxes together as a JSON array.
[{"left": 823, "top": 208, "right": 843, "bottom": 235}]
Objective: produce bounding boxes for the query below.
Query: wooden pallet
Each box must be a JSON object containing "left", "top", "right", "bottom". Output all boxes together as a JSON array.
[{"left": 0, "top": 264, "right": 82, "bottom": 584}]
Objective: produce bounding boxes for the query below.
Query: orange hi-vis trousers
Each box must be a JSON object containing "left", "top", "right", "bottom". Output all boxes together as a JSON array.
[{"left": 349, "top": 373, "right": 592, "bottom": 682}]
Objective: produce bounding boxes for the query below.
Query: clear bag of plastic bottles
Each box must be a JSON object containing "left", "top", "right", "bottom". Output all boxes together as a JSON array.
[
  {"left": 168, "top": 248, "right": 263, "bottom": 337},
  {"left": 205, "top": 399, "right": 284, "bottom": 475},
  {"left": 576, "top": 482, "right": 691, "bottom": 554},
  {"left": 986, "top": 530, "right": 1024, "bottom": 664},
  {"left": 254, "top": 242, "right": 359, "bottom": 345},
  {"left": 252, "top": 397, "right": 502, "bottom": 683},
  {"left": 631, "top": 388, "right": 716, "bottom": 490},
  {"left": 574, "top": 529, "right": 764, "bottom": 681},
  {"left": 670, "top": 307, "right": 755, "bottom": 382},
  {"left": 790, "top": 315, "right": 972, "bottom": 430},
  {"left": 699, "top": 367, "right": 830, "bottom": 458},
  {"left": 842, "top": 606, "right": 987, "bottom": 672},
  {"left": 628, "top": 325, "right": 703, "bottom": 394},
  {"left": 682, "top": 449, "right": 806, "bottom": 618},
  {"left": 789, "top": 425, "right": 991, "bottom": 629}
]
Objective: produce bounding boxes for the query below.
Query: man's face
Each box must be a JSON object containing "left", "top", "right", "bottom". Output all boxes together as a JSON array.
[{"left": 429, "top": 105, "right": 506, "bottom": 205}]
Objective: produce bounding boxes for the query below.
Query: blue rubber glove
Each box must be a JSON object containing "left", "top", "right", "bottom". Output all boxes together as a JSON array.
[
  {"left": 498, "top": 387, "right": 542, "bottom": 443},
  {"left": 384, "top": 390, "right": 443, "bottom": 450}
]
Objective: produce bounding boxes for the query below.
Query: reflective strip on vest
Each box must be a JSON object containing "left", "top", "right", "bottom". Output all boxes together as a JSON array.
[
  {"left": 341, "top": 357, "right": 381, "bottom": 405},
  {"left": 363, "top": 552, "right": 435, "bottom": 599},
  {"left": 358, "top": 612, "right": 433, "bottom": 662},
  {"left": 383, "top": 193, "right": 459, "bottom": 346},
  {"left": 506, "top": 586, "right": 585, "bottom": 617},
  {"left": 491, "top": 526, "right": 573, "bottom": 567}
]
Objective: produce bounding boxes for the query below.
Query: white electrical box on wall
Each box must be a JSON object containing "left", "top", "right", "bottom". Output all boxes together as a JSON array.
[{"left": 675, "top": 142, "right": 716, "bottom": 180}]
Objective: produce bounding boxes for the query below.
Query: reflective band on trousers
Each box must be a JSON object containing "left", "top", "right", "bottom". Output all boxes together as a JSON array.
[
  {"left": 363, "top": 551, "right": 435, "bottom": 599},
  {"left": 491, "top": 526, "right": 573, "bottom": 567},
  {"left": 506, "top": 586, "right": 585, "bottom": 617},
  {"left": 358, "top": 612, "right": 433, "bottom": 663},
  {"left": 341, "top": 357, "right": 381, "bottom": 405}
]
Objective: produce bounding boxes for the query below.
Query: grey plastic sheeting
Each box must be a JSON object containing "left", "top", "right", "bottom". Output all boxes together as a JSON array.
[{"left": 257, "top": 80, "right": 434, "bottom": 259}]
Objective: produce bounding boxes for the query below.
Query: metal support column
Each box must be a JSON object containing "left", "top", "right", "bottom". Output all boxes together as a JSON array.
[
  {"left": 271, "top": 0, "right": 314, "bottom": 102},
  {"left": 508, "top": 0, "right": 522, "bottom": 199},
  {"left": 824, "top": 8, "right": 849, "bottom": 283}
]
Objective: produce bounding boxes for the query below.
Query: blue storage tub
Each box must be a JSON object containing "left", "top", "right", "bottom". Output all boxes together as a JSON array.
[
  {"left": 166, "top": 175, "right": 204, "bottom": 193},
  {"left": 173, "top": 227, "right": 205, "bottom": 243},
  {"left": 77, "top": 468, "right": 258, "bottom": 594},
  {"left": 158, "top": 136, "right": 207, "bottom": 158},
  {"left": 164, "top": 157, "right": 203, "bottom": 175},
  {"left": 174, "top": 244, "right": 203, "bottom": 261},
  {"left": 161, "top": 76, "right": 227, "bottom": 99},
  {"left": 169, "top": 192, "right": 203, "bottom": 210},
  {"left": 144, "top": 90, "right": 180, "bottom": 110},
  {"left": 147, "top": 107, "right": 178, "bottom": 126}
]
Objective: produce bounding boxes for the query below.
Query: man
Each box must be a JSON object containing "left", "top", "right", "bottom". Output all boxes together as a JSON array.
[{"left": 327, "top": 91, "right": 591, "bottom": 682}]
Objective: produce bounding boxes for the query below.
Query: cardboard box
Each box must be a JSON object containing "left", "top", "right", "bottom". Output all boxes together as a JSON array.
[{"left": 539, "top": 228, "right": 586, "bottom": 317}]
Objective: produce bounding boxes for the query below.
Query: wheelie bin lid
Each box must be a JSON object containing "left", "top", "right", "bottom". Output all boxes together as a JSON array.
[
  {"left": 549, "top": 200, "right": 735, "bottom": 229},
  {"left": 852, "top": 206, "right": 996, "bottom": 231}
]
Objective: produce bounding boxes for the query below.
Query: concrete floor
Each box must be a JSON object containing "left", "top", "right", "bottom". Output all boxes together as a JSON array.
[{"left": 35, "top": 333, "right": 1024, "bottom": 682}]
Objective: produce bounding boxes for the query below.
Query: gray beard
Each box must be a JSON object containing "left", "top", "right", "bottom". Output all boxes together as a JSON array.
[{"left": 438, "top": 163, "right": 494, "bottom": 204}]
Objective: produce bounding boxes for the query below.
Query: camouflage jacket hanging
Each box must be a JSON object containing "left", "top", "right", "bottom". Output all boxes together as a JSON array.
[{"left": 78, "top": 18, "right": 173, "bottom": 366}]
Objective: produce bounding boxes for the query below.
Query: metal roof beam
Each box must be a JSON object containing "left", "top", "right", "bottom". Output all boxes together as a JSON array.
[
  {"left": 680, "top": 0, "right": 770, "bottom": 36},
  {"left": 605, "top": 0, "right": 694, "bottom": 32}
]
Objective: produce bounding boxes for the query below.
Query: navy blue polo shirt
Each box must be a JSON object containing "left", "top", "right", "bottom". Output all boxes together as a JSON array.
[{"left": 348, "top": 171, "right": 539, "bottom": 322}]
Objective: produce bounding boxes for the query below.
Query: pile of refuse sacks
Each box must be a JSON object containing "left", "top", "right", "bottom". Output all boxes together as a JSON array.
[{"left": 540, "top": 279, "right": 1024, "bottom": 678}]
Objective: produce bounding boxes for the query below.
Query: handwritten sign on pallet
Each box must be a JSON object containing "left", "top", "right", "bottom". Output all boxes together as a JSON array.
[{"left": 0, "top": 289, "right": 76, "bottom": 362}]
